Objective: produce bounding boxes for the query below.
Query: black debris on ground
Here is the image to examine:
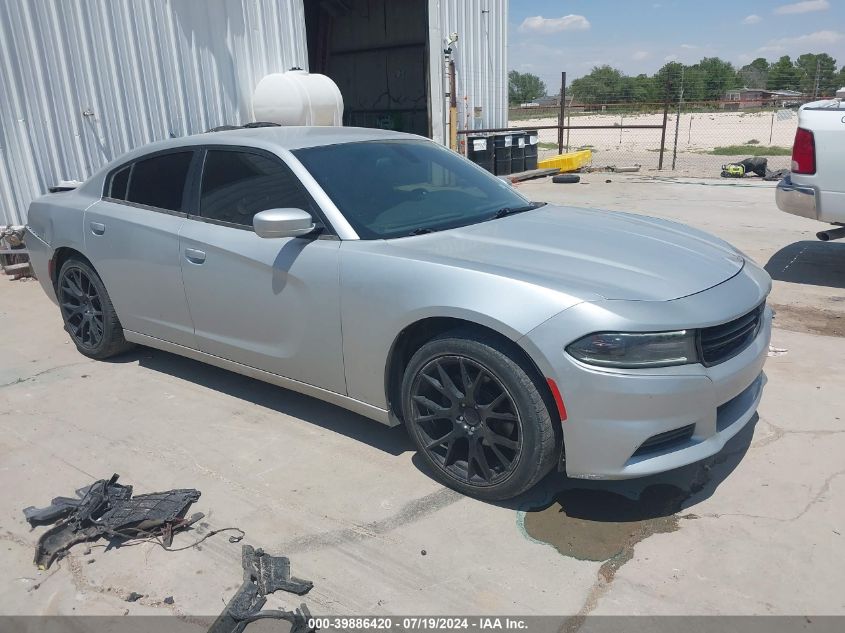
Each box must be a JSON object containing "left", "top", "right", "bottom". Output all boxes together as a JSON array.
[
  {"left": 164, "top": 596, "right": 175, "bottom": 605},
  {"left": 208, "top": 545, "right": 314, "bottom": 633},
  {"left": 125, "top": 592, "right": 143, "bottom": 603},
  {"left": 23, "top": 473, "right": 203, "bottom": 569}
]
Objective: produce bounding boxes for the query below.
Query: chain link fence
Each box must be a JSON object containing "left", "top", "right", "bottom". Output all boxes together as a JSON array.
[{"left": 505, "top": 98, "right": 810, "bottom": 177}]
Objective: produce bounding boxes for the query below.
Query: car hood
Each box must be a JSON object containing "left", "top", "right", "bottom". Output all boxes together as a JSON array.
[{"left": 383, "top": 205, "right": 745, "bottom": 301}]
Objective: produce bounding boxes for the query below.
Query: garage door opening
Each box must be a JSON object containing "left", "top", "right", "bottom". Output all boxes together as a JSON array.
[{"left": 304, "top": 0, "right": 431, "bottom": 137}]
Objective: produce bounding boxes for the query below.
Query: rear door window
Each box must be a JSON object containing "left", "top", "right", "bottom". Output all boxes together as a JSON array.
[
  {"left": 199, "top": 150, "right": 314, "bottom": 227},
  {"left": 125, "top": 151, "right": 194, "bottom": 211},
  {"left": 108, "top": 165, "right": 131, "bottom": 200}
]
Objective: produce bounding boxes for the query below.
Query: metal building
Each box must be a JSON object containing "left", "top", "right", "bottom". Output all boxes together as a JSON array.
[{"left": 0, "top": 0, "right": 507, "bottom": 226}]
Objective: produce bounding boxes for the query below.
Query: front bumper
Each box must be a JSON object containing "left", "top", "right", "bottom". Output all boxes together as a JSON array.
[
  {"left": 776, "top": 175, "right": 817, "bottom": 220},
  {"left": 520, "top": 263, "right": 772, "bottom": 480}
]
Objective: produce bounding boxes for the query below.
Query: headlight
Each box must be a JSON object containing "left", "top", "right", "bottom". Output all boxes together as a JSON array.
[{"left": 566, "top": 330, "right": 698, "bottom": 368}]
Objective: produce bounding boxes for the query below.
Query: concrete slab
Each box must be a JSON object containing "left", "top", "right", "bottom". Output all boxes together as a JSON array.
[{"left": 1, "top": 175, "right": 843, "bottom": 623}]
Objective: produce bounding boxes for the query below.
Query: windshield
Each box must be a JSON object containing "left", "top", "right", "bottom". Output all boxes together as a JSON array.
[{"left": 292, "top": 139, "right": 536, "bottom": 239}]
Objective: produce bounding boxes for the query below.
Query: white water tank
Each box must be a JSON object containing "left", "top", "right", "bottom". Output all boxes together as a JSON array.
[{"left": 252, "top": 69, "right": 343, "bottom": 126}]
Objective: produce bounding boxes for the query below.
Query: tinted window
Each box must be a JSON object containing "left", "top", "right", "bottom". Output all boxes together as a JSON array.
[
  {"left": 109, "top": 165, "right": 130, "bottom": 200},
  {"left": 126, "top": 152, "right": 193, "bottom": 211},
  {"left": 293, "top": 140, "right": 532, "bottom": 239},
  {"left": 200, "top": 150, "right": 313, "bottom": 227}
]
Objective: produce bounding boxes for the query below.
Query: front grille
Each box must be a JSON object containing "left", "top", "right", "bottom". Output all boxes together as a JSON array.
[
  {"left": 698, "top": 303, "right": 765, "bottom": 366},
  {"left": 632, "top": 424, "right": 695, "bottom": 457}
]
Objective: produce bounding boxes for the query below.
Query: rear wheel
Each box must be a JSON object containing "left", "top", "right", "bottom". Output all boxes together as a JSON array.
[
  {"left": 402, "top": 331, "right": 557, "bottom": 500},
  {"left": 57, "top": 258, "right": 133, "bottom": 359}
]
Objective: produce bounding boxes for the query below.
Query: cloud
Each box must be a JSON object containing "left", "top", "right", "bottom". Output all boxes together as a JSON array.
[
  {"left": 632, "top": 51, "right": 651, "bottom": 60},
  {"left": 519, "top": 15, "right": 591, "bottom": 34},
  {"left": 773, "top": 0, "right": 830, "bottom": 15},
  {"left": 680, "top": 44, "right": 698, "bottom": 49},
  {"left": 758, "top": 29, "right": 843, "bottom": 52},
  {"left": 743, "top": 14, "right": 762, "bottom": 24},
  {"left": 664, "top": 54, "right": 678, "bottom": 62}
]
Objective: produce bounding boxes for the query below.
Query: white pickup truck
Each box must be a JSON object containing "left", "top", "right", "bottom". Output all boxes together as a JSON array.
[{"left": 776, "top": 94, "right": 845, "bottom": 241}]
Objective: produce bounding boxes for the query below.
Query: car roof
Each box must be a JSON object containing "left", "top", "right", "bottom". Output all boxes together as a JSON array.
[
  {"left": 80, "top": 126, "right": 429, "bottom": 196},
  {"left": 128, "top": 126, "right": 421, "bottom": 158},
  {"left": 206, "top": 125, "right": 420, "bottom": 149}
]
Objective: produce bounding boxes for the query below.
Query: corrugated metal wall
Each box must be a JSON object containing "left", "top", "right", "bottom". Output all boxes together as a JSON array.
[
  {"left": 437, "top": 0, "right": 507, "bottom": 131},
  {"left": 0, "top": 0, "right": 507, "bottom": 226},
  {"left": 0, "top": 0, "right": 308, "bottom": 225}
]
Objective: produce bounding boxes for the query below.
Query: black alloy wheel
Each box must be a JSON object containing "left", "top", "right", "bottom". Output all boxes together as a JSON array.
[
  {"left": 56, "top": 257, "right": 133, "bottom": 359},
  {"left": 402, "top": 331, "right": 558, "bottom": 500},
  {"left": 59, "top": 265, "right": 105, "bottom": 350},
  {"left": 410, "top": 355, "right": 523, "bottom": 486}
]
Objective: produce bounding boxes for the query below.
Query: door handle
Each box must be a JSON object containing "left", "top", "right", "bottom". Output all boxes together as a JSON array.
[
  {"left": 184, "top": 248, "right": 206, "bottom": 264},
  {"left": 90, "top": 221, "right": 105, "bottom": 235}
]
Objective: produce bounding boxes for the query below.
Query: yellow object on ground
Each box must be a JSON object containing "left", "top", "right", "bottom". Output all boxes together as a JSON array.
[{"left": 538, "top": 149, "right": 592, "bottom": 172}]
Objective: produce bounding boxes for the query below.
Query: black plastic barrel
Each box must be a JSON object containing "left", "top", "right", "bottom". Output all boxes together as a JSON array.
[
  {"left": 524, "top": 130, "right": 539, "bottom": 170},
  {"left": 466, "top": 135, "right": 494, "bottom": 173},
  {"left": 493, "top": 134, "right": 512, "bottom": 175},
  {"left": 510, "top": 132, "right": 526, "bottom": 173}
]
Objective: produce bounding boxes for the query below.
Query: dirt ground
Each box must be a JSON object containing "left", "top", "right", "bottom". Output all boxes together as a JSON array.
[
  {"left": 1, "top": 175, "right": 844, "bottom": 627},
  {"left": 508, "top": 110, "right": 798, "bottom": 177}
]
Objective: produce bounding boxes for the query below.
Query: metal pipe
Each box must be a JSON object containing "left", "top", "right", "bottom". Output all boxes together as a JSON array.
[
  {"left": 558, "top": 72, "right": 566, "bottom": 155},
  {"left": 449, "top": 59, "right": 457, "bottom": 151},
  {"left": 457, "top": 124, "right": 663, "bottom": 135},
  {"left": 816, "top": 226, "right": 845, "bottom": 242},
  {"left": 658, "top": 76, "right": 671, "bottom": 170},
  {"left": 672, "top": 67, "right": 684, "bottom": 170},
  {"left": 566, "top": 109, "right": 571, "bottom": 152}
]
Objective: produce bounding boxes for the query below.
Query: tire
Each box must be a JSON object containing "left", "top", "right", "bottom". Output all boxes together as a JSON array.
[
  {"left": 552, "top": 174, "right": 580, "bottom": 184},
  {"left": 401, "top": 330, "right": 558, "bottom": 500},
  {"left": 56, "top": 257, "right": 133, "bottom": 360}
]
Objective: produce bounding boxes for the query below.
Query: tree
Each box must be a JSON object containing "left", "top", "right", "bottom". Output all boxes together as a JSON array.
[
  {"left": 570, "top": 65, "right": 625, "bottom": 103},
  {"left": 739, "top": 57, "right": 769, "bottom": 89},
  {"left": 653, "top": 62, "right": 685, "bottom": 101},
  {"left": 768, "top": 55, "right": 800, "bottom": 91},
  {"left": 690, "top": 57, "right": 739, "bottom": 100},
  {"left": 508, "top": 71, "right": 546, "bottom": 104},
  {"left": 621, "top": 74, "right": 657, "bottom": 102},
  {"left": 795, "top": 53, "right": 838, "bottom": 97}
]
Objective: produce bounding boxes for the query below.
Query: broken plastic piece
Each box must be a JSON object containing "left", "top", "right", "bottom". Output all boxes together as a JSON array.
[
  {"left": 24, "top": 475, "right": 132, "bottom": 527},
  {"left": 25, "top": 474, "right": 201, "bottom": 569},
  {"left": 208, "top": 545, "right": 314, "bottom": 633}
]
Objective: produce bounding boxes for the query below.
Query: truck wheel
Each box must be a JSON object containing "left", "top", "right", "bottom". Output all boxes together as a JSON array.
[{"left": 402, "top": 330, "right": 557, "bottom": 500}]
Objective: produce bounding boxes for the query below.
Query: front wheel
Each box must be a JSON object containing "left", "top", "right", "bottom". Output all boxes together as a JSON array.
[
  {"left": 57, "top": 257, "right": 133, "bottom": 359},
  {"left": 401, "top": 331, "right": 558, "bottom": 500}
]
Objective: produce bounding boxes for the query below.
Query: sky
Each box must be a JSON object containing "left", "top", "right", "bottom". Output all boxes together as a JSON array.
[{"left": 508, "top": 0, "right": 845, "bottom": 88}]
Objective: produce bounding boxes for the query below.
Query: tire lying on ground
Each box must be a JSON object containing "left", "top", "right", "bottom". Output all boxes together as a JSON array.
[
  {"left": 552, "top": 174, "right": 580, "bottom": 184},
  {"left": 401, "top": 329, "right": 558, "bottom": 500}
]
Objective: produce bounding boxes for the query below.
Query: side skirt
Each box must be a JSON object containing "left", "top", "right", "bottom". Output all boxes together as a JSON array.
[{"left": 123, "top": 330, "right": 397, "bottom": 427}]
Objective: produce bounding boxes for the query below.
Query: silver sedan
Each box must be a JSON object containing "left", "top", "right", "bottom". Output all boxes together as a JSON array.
[{"left": 26, "top": 127, "right": 772, "bottom": 499}]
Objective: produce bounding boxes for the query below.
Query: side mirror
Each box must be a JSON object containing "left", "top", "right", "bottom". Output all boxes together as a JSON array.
[{"left": 253, "top": 208, "right": 315, "bottom": 239}]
